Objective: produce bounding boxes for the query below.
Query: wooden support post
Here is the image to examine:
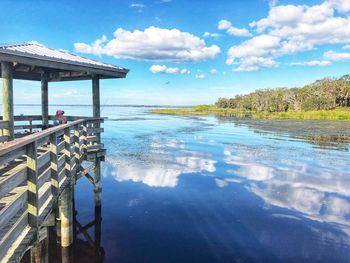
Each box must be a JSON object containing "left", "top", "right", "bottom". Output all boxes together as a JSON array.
[
  {"left": 55, "top": 206, "right": 61, "bottom": 240},
  {"left": 41, "top": 71, "right": 49, "bottom": 129},
  {"left": 92, "top": 74, "right": 100, "bottom": 118},
  {"left": 61, "top": 247, "right": 70, "bottom": 263},
  {"left": 50, "top": 132, "right": 59, "bottom": 197},
  {"left": 60, "top": 185, "right": 73, "bottom": 247},
  {"left": 30, "top": 235, "right": 49, "bottom": 263},
  {"left": 94, "top": 205, "right": 102, "bottom": 255},
  {"left": 92, "top": 75, "right": 101, "bottom": 144},
  {"left": 1, "top": 61, "right": 14, "bottom": 140},
  {"left": 94, "top": 159, "right": 101, "bottom": 207},
  {"left": 27, "top": 141, "right": 39, "bottom": 228}
]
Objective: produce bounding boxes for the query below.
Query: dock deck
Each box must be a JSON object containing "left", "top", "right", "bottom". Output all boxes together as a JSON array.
[{"left": 0, "top": 116, "right": 105, "bottom": 262}]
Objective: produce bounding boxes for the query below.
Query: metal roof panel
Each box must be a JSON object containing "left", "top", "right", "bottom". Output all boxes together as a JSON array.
[{"left": 0, "top": 42, "right": 128, "bottom": 73}]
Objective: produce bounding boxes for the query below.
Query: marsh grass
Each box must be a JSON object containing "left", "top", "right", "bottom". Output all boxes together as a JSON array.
[{"left": 152, "top": 105, "right": 350, "bottom": 121}]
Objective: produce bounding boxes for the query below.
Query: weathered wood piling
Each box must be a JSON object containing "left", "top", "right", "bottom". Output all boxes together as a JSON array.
[{"left": 1, "top": 61, "right": 14, "bottom": 141}]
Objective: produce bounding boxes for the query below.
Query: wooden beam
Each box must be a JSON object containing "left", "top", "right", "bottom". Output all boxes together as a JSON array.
[
  {"left": 1, "top": 61, "right": 14, "bottom": 140},
  {"left": 0, "top": 164, "right": 26, "bottom": 199},
  {"left": 0, "top": 187, "right": 27, "bottom": 229},
  {"left": 0, "top": 212, "right": 28, "bottom": 260},
  {"left": 41, "top": 71, "right": 49, "bottom": 129}
]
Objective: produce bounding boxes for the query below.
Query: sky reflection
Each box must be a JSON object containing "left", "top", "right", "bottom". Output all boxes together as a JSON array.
[
  {"left": 221, "top": 145, "right": 350, "bottom": 239},
  {"left": 12, "top": 106, "right": 350, "bottom": 262},
  {"left": 99, "top": 109, "right": 350, "bottom": 262},
  {"left": 105, "top": 137, "right": 216, "bottom": 187}
]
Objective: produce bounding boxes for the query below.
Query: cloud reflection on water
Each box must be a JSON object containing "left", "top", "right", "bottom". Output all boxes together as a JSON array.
[
  {"left": 104, "top": 115, "right": 350, "bottom": 247},
  {"left": 105, "top": 138, "right": 216, "bottom": 187},
  {"left": 222, "top": 146, "right": 350, "bottom": 236}
]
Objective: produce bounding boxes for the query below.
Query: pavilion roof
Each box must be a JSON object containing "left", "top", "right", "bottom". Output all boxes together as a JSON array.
[{"left": 0, "top": 42, "right": 129, "bottom": 81}]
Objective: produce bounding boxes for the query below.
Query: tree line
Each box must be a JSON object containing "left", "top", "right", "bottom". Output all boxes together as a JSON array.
[{"left": 215, "top": 75, "right": 350, "bottom": 112}]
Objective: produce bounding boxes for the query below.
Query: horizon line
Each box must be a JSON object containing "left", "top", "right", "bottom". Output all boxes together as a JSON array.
[{"left": 7, "top": 104, "right": 194, "bottom": 108}]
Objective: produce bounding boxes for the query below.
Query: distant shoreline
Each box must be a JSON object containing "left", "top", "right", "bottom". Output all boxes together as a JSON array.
[
  {"left": 151, "top": 106, "right": 350, "bottom": 121},
  {"left": 10, "top": 104, "right": 193, "bottom": 108}
]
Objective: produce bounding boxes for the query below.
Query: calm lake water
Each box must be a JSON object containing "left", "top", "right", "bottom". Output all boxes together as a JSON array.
[{"left": 17, "top": 105, "right": 350, "bottom": 263}]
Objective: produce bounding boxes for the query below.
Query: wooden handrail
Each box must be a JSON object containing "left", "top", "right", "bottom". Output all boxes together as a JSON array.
[
  {"left": 0, "top": 115, "right": 105, "bottom": 261},
  {"left": 0, "top": 119, "right": 84, "bottom": 156},
  {"left": 1, "top": 115, "right": 105, "bottom": 121}
]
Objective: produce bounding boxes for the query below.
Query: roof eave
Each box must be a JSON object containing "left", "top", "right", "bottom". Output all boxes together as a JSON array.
[{"left": 0, "top": 49, "right": 129, "bottom": 79}]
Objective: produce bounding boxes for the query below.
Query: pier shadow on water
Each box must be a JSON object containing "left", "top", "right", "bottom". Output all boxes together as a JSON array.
[{"left": 20, "top": 195, "right": 104, "bottom": 263}]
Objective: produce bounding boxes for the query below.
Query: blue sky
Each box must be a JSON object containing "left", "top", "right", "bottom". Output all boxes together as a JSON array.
[{"left": 1, "top": 0, "right": 350, "bottom": 105}]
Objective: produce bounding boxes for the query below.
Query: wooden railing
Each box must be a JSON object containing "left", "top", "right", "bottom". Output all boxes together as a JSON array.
[
  {"left": 0, "top": 121, "right": 9, "bottom": 143},
  {"left": 0, "top": 117, "right": 104, "bottom": 261},
  {"left": 14, "top": 116, "right": 43, "bottom": 135},
  {"left": 0, "top": 115, "right": 105, "bottom": 142}
]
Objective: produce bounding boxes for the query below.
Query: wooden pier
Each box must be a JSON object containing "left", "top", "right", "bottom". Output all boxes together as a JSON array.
[
  {"left": 0, "top": 116, "right": 104, "bottom": 262},
  {"left": 0, "top": 42, "right": 129, "bottom": 262}
]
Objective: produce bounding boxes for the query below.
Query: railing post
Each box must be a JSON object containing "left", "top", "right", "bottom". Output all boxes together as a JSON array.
[
  {"left": 82, "top": 121, "right": 87, "bottom": 157},
  {"left": 64, "top": 127, "right": 72, "bottom": 178},
  {"left": 73, "top": 124, "right": 80, "bottom": 169},
  {"left": 29, "top": 118, "right": 33, "bottom": 133},
  {"left": 50, "top": 132, "right": 59, "bottom": 198},
  {"left": 27, "top": 141, "right": 39, "bottom": 228}
]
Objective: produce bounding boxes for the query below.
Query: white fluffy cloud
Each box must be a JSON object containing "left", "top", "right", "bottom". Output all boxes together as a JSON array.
[
  {"left": 130, "top": 3, "right": 145, "bottom": 12},
  {"left": 227, "top": 34, "right": 281, "bottom": 64},
  {"left": 324, "top": 50, "right": 350, "bottom": 61},
  {"left": 327, "top": 0, "right": 350, "bottom": 13},
  {"left": 203, "top": 32, "right": 221, "bottom": 38},
  {"left": 180, "top": 68, "right": 191, "bottom": 75},
  {"left": 269, "top": 0, "right": 279, "bottom": 8},
  {"left": 195, "top": 74, "right": 206, "bottom": 79},
  {"left": 130, "top": 3, "right": 144, "bottom": 8},
  {"left": 149, "top": 65, "right": 190, "bottom": 74},
  {"left": 218, "top": 19, "right": 252, "bottom": 37},
  {"left": 75, "top": 26, "right": 220, "bottom": 63},
  {"left": 227, "top": 1, "right": 350, "bottom": 71},
  {"left": 234, "top": 57, "right": 279, "bottom": 72},
  {"left": 289, "top": 60, "right": 331, "bottom": 66},
  {"left": 210, "top": 69, "right": 217, "bottom": 74}
]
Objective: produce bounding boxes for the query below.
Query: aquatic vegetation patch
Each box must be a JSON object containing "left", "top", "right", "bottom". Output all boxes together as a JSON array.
[{"left": 152, "top": 106, "right": 350, "bottom": 121}]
